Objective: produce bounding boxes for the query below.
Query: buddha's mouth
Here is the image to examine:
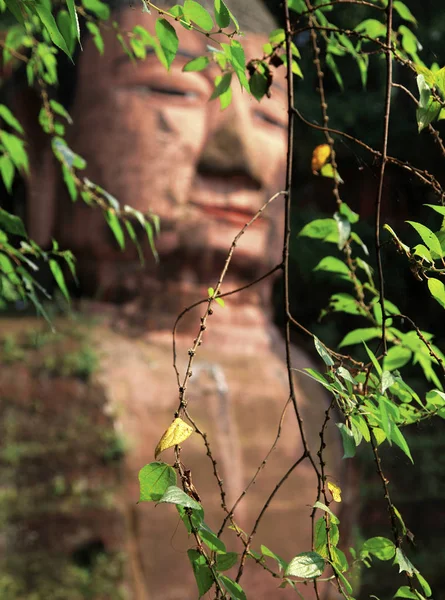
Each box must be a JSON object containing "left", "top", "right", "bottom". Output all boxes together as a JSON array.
[{"left": 189, "top": 201, "right": 268, "bottom": 228}]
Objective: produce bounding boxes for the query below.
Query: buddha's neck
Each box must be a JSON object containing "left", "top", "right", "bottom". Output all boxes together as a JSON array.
[{"left": 81, "top": 276, "right": 275, "bottom": 355}]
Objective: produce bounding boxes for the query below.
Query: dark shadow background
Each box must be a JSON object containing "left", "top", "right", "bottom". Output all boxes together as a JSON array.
[{"left": 266, "top": 1, "right": 445, "bottom": 597}]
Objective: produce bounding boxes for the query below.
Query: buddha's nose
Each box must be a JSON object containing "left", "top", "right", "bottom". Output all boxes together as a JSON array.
[{"left": 197, "top": 90, "right": 262, "bottom": 187}]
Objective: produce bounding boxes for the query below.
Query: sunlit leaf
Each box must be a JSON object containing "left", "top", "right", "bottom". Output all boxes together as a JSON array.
[
  {"left": 311, "top": 144, "right": 331, "bottom": 172},
  {"left": 285, "top": 552, "right": 325, "bottom": 579},
  {"left": 183, "top": 55, "right": 210, "bottom": 71},
  {"left": 155, "top": 417, "right": 194, "bottom": 459},
  {"left": 184, "top": 0, "right": 213, "bottom": 31},
  {"left": 155, "top": 18, "right": 178, "bottom": 70},
  {"left": 214, "top": 0, "right": 230, "bottom": 28},
  {"left": 361, "top": 536, "right": 395, "bottom": 561},
  {"left": 158, "top": 485, "right": 202, "bottom": 510},
  {"left": 428, "top": 278, "right": 445, "bottom": 309},
  {"left": 219, "top": 575, "right": 246, "bottom": 600},
  {"left": 337, "top": 423, "right": 356, "bottom": 458},
  {"left": 49, "top": 258, "right": 70, "bottom": 301},
  {"left": 138, "top": 461, "right": 177, "bottom": 502},
  {"left": 327, "top": 481, "right": 342, "bottom": 502}
]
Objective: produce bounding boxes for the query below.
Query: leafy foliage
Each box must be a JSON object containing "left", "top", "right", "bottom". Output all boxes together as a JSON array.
[{"left": 1, "top": 0, "right": 445, "bottom": 598}]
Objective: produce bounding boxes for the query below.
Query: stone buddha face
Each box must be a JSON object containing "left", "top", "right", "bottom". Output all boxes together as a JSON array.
[{"left": 47, "top": 6, "right": 288, "bottom": 300}]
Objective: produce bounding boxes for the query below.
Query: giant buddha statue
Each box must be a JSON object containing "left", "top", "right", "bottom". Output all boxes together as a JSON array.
[{"left": 0, "top": 1, "right": 349, "bottom": 598}]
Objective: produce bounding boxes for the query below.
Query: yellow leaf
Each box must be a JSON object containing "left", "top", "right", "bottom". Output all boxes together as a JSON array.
[
  {"left": 328, "top": 481, "right": 342, "bottom": 503},
  {"left": 311, "top": 144, "right": 331, "bottom": 173},
  {"left": 155, "top": 417, "right": 194, "bottom": 459}
]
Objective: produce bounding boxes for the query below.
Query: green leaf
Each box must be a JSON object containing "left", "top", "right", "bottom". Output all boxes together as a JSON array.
[
  {"left": 65, "top": 0, "right": 80, "bottom": 42},
  {"left": 261, "top": 545, "right": 288, "bottom": 572},
  {"left": 0, "top": 104, "right": 24, "bottom": 134},
  {"left": 34, "top": 1, "right": 71, "bottom": 56},
  {"left": 216, "top": 552, "right": 238, "bottom": 572},
  {"left": 299, "top": 218, "right": 338, "bottom": 243},
  {"left": 0, "top": 131, "right": 28, "bottom": 172},
  {"left": 394, "top": 586, "right": 419, "bottom": 599},
  {"left": 351, "top": 414, "right": 370, "bottom": 442},
  {"left": 315, "top": 517, "right": 340, "bottom": 555},
  {"left": 427, "top": 278, "right": 445, "bottom": 309},
  {"left": 138, "top": 462, "right": 177, "bottom": 502},
  {"left": 361, "top": 536, "right": 395, "bottom": 561},
  {"left": 219, "top": 575, "right": 246, "bottom": 600},
  {"left": 394, "top": 548, "right": 415, "bottom": 575},
  {"left": 384, "top": 346, "right": 412, "bottom": 370},
  {"left": 337, "top": 423, "right": 356, "bottom": 458},
  {"left": 0, "top": 155, "right": 14, "bottom": 193},
  {"left": 394, "top": 1, "right": 417, "bottom": 24},
  {"left": 187, "top": 549, "right": 214, "bottom": 598},
  {"left": 285, "top": 552, "right": 325, "bottom": 579},
  {"left": 214, "top": 0, "right": 230, "bottom": 28},
  {"left": 210, "top": 72, "right": 233, "bottom": 105},
  {"left": 177, "top": 504, "right": 204, "bottom": 533},
  {"left": 105, "top": 210, "right": 125, "bottom": 250},
  {"left": 326, "top": 53, "right": 344, "bottom": 90},
  {"left": 62, "top": 165, "right": 77, "bottom": 201},
  {"left": 336, "top": 366, "right": 357, "bottom": 385},
  {"left": 416, "top": 572, "right": 432, "bottom": 597},
  {"left": 49, "top": 259, "right": 70, "bottom": 302},
  {"left": 314, "top": 256, "right": 350, "bottom": 279},
  {"left": 86, "top": 21, "right": 104, "bottom": 54},
  {"left": 407, "top": 221, "right": 443, "bottom": 257},
  {"left": 413, "top": 244, "right": 433, "bottom": 263},
  {"left": 364, "top": 341, "right": 383, "bottom": 376},
  {"left": 381, "top": 370, "right": 396, "bottom": 394},
  {"left": 82, "top": 0, "right": 110, "bottom": 20},
  {"left": 183, "top": 0, "right": 213, "bottom": 31},
  {"left": 183, "top": 55, "right": 210, "bottom": 72},
  {"left": 225, "top": 41, "right": 249, "bottom": 91},
  {"left": 313, "top": 501, "right": 340, "bottom": 524},
  {"left": 198, "top": 523, "right": 226, "bottom": 553},
  {"left": 355, "top": 18, "right": 386, "bottom": 39},
  {"left": 391, "top": 424, "right": 413, "bottom": 463},
  {"left": 249, "top": 69, "right": 270, "bottom": 101},
  {"left": 157, "top": 485, "right": 202, "bottom": 510},
  {"left": 0, "top": 208, "right": 26, "bottom": 237},
  {"left": 314, "top": 337, "right": 334, "bottom": 366},
  {"left": 215, "top": 296, "right": 225, "bottom": 307},
  {"left": 57, "top": 9, "right": 75, "bottom": 55},
  {"left": 329, "top": 293, "right": 365, "bottom": 316},
  {"left": 339, "top": 327, "right": 381, "bottom": 347},
  {"left": 288, "top": 0, "right": 306, "bottom": 12},
  {"left": 155, "top": 18, "right": 178, "bottom": 70},
  {"left": 331, "top": 547, "right": 349, "bottom": 572},
  {"left": 50, "top": 100, "right": 73, "bottom": 124},
  {"left": 378, "top": 395, "right": 392, "bottom": 442},
  {"left": 269, "top": 28, "right": 285, "bottom": 44}
]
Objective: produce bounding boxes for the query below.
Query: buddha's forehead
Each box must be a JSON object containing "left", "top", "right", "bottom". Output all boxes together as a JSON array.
[{"left": 98, "top": 8, "right": 277, "bottom": 72}]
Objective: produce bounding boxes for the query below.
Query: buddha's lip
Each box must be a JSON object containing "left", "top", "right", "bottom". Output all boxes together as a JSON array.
[{"left": 189, "top": 201, "right": 267, "bottom": 227}]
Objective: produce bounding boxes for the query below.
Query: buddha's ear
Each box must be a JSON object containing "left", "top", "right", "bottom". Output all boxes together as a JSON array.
[{"left": 9, "top": 83, "right": 58, "bottom": 247}]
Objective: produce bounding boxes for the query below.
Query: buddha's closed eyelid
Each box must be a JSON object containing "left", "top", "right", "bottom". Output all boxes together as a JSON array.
[
  {"left": 254, "top": 109, "right": 287, "bottom": 130},
  {"left": 130, "top": 84, "right": 200, "bottom": 99}
]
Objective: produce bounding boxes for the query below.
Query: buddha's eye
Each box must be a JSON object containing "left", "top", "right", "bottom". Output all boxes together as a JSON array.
[
  {"left": 255, "top": 110, "right": 287, "bottom": 130},
  {"left": 131, "top": 84, "right": 199, "bottom": 101}
]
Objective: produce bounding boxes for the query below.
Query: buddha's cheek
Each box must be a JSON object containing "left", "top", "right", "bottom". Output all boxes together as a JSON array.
[{"left": 70, "top": 94, "right": 208, "bottom": 219}]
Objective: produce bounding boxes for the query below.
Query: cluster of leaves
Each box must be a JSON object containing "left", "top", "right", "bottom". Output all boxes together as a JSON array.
[{"left": 0, "top": 0, "right": 158, "bottom": 311}]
